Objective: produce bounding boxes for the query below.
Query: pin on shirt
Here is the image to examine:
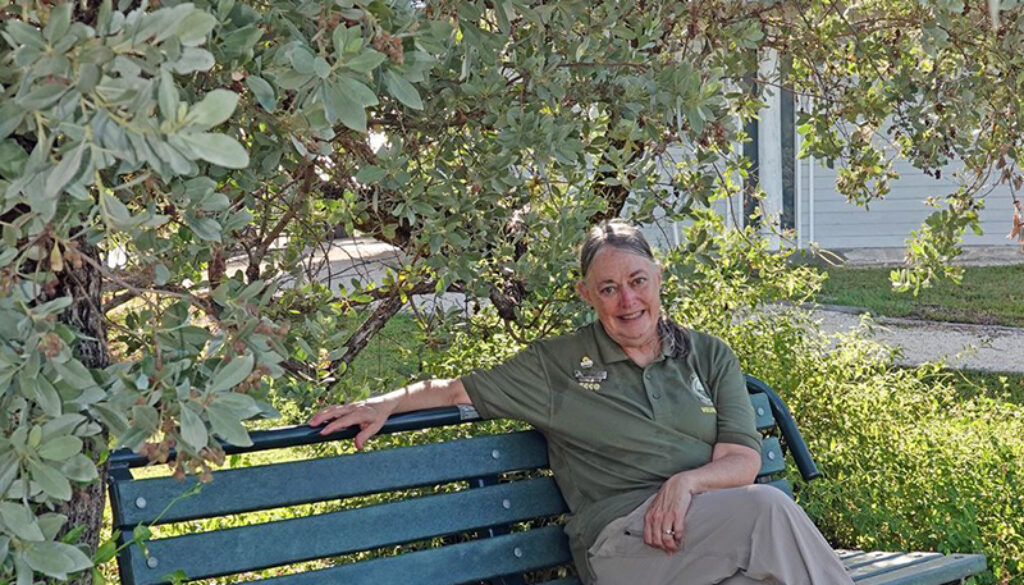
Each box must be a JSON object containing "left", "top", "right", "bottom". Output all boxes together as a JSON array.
[{"left": 574, "top": 358, "right": 607, "bottom": 391}]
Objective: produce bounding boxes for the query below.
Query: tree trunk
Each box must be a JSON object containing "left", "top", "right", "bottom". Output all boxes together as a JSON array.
[{"left": 53, "top": 241, "right": 110, "bottom": 585}]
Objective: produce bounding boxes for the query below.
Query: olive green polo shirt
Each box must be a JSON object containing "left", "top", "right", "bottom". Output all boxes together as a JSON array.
[{"left": 461, "top": 322, "right": 760, "bottom": 578}]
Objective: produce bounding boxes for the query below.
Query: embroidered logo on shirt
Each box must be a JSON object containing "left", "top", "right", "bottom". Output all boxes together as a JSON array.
[{"left": 690, "top": 372, "right": 713, "bottom": 406}]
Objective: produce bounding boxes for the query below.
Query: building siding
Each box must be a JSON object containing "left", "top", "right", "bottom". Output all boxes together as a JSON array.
[{"left": 798, "top": 157, "right": 1018, "bottom": 249}]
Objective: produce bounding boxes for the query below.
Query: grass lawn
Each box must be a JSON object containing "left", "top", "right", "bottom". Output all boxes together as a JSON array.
[
  {"left": 817, "top": 264, "right": 1024, "bottom": 327},
  {"left": 943, "top": 369, "right": 1024, "bottom": 407}
]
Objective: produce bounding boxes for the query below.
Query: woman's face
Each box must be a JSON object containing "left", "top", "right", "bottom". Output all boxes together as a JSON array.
[{"left": 577, "top": 246, "right": 663, "bottom": 351}]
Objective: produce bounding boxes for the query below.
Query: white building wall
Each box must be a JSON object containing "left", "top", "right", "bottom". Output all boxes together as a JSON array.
[{"left": 798, "top": 157, "right": 1018, "bottom": 249}]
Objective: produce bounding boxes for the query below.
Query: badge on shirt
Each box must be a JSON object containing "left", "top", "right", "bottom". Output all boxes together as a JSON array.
[
  {"left": 574, "top": 368, "right": 607, "bottom": 391},
  {"left": 690, "top": 372, "right": 713, "bottom": 406}
]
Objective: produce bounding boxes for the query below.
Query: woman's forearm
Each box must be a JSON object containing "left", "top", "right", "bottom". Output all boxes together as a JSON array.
[
  {"left": 309, "top": 378, "right": 472, "bottom": 446},
  {"left": 365, "top": 378, "right": 471, "bottom": 416},
  {"left": 675, "top": 443, "right": 761, "bottom": 494}
]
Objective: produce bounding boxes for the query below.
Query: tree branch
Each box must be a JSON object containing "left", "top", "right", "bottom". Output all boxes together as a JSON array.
[{"left": 329, "top": 294, "right": 405, "bottom": 375}]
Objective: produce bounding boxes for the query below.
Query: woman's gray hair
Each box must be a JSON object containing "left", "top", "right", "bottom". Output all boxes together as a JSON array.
[
  {"left": 579, "top": 220, "right": 656, "bottom": 277},
  {"left": 579, "top": 219, "right": 689, "bottom": 359}
]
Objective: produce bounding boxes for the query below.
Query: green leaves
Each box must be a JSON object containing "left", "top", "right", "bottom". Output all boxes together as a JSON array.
[
  {"left": 23, "top": 541, "right": 93, "bottom": 578},
  {"left": 16, "top": 83, "right": 67, "bottom": 110},
  {"left": 0, "top": 503, "right": 45, "bottom": 542},
  {"left": 186, "top": 214, "right": 223, "bottom": 242},
  {"left": 100, "top": 191, "right": 137, "bottom": 230},
  {"left": 61, "top": 455, "right": 99, "bottom": 482},
  {"left": 179, "top": 132, "right": 250, "bottom": 168},
  {"left": 212, "top": 392, "right": 261, "bottom": 418},
  {"left": 345, "top": 49, "right": 386, "bottom": 73},
  {"left": 207, "top": 403, "right": 252, "bottom": 447},
  {"left": 158, "top": 69, "right": 181, "bottom": 122},
  {"left": 176, "top": 11, "right": 218, "bottom": 46},
  {"left": 37, "top": 436, "right": 83, "bottom": 462},
  {"left": 43, "top": 142, "right": 87, "bottom": 201},
  {"left": 0, "top": 5, "right": 1018, "bottom": 585},
  {"left": 210, "top": 354, "right": 254, "bottom": 393},
  {"left": 246, "top": 75, "right": 276, "bottom": 112},
  {"left": 384, "top": 71, "right": 423, "bottom": 110},
  {"left": 322, "top": 77, "right": 379, "bottom": 132},
  {"left": 186, "top": 89, "right": 240, "bottom": 130},
  {"left": 43, "top": 3, "right": 72, "bottom": 43},
  {"left": 332, "top": 25, "right": 363, "bottom": 56},
  {"left": 219, "top": 25, "right": 264, "bottom": 61},
  {"left": 173, "top": 48, "right": 216, "bottom": 74},
  {"left": 19, "top": 374, "right": 62, "bottom": 418},
  {"left": 179, "top": 405, "right": 209, "bottom": 450},
  {"left": 28, "top": 458, "right": 72, "bottom": 501}
]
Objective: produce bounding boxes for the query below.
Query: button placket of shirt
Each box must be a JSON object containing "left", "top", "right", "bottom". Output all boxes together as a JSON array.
[{"left": 642, "top": 366, "right": 663, "bottom": 402}]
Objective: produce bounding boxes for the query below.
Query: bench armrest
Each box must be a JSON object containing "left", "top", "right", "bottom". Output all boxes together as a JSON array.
[
  {"left": 745, "top": 375, "right": 821, "bottom": 482},
  {"left": 109, "top": 405, "right": 481, "bottom": 469}
]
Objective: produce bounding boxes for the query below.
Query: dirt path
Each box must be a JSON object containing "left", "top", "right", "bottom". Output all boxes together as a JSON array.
[{"left": 813, "top": 307, "right": 1024, "bottom": 373}]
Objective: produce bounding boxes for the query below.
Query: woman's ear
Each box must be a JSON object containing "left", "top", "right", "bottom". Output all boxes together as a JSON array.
[{"left": 577, "top": 280, "right": 592, "bottom": 306}]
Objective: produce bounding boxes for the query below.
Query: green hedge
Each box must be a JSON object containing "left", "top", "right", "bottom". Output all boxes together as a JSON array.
[{"left": 727, "top": 314, "right": 1022, "bottom": 584}]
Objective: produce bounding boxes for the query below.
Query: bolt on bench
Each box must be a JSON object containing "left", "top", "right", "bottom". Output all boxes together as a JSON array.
[{"left": 108, "top": 376, "right": 986, "bottom": 585}]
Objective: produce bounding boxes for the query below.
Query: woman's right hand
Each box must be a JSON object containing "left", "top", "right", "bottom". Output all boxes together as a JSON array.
[{"left": 308, "top": 401, "right": 392, "bottom": 450}]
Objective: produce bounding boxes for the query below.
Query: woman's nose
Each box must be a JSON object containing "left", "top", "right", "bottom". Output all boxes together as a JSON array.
[{"left": 619, "top": 287, "right": 637, "bottom": 307}]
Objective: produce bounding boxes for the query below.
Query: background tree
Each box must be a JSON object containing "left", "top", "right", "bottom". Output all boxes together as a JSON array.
[{"left": 0, "top": 0, "right": 1021, "bottom": 583}]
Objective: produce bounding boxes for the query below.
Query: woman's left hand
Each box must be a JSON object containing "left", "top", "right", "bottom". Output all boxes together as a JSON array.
[{"left": 643, "top": 472, "right": 695, "bottom": 553}]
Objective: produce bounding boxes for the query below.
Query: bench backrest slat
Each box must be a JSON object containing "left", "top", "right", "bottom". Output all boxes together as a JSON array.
[
  {"left": 247, "top": 525, "right": 572, "bottom": 585},
  {"left": 113, "top": 431, "right": 549, "bottom": 527},
  {"left": 125, "top": 478, "right": 566, "bottom": 585}
]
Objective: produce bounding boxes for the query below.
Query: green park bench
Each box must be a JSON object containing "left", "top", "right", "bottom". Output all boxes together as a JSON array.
[{"left": 107, "top": 376, "right": 987, "bottom": 585}]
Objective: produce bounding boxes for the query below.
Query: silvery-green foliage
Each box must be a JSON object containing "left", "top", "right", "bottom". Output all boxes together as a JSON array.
[
  {"left": 0, "top": 1, "right": 271, "bottom": 580},
  {"left": 1, "top": 0, "right": 1023, "bottom": 582}
]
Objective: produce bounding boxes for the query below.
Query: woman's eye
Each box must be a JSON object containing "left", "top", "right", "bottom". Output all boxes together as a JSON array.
[
  {"left": 634, "top": 277, "right": 647, "bottom": 286},
  {"left": 600, "top": 287, "right": 614, "bottom": 295}
]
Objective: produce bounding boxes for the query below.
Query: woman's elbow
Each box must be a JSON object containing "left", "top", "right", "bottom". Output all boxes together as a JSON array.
[
  {"left": 743, "top": 449, "right": 762, "bottom": 483},
  {"left": 446, "top": 378, "right": 472, "bottom": 406}
]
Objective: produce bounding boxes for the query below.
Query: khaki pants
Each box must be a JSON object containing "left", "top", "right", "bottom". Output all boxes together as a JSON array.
[{"left": 587, "top": 485, "right": 854, "bottom": 585}]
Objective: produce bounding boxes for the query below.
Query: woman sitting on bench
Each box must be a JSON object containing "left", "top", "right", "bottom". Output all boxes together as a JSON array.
[{"left": 310, "top": 220, "right": 854, "bottom": 585}]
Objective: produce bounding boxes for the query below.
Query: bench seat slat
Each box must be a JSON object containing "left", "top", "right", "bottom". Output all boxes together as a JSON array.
[
  {"left": 114, "top": 431, "right": 549, "bottom": 526},
  {"left": 844, "top": 551, "right": 931, "bottom": 570},
  {"left": 126, "top": 478, "right": 567, "bottom": 585},
  {"left": 846, "top": 552, "right": 942, "bottom": 577},
  {"left": 247, "top": 525, "right": 572, "bottom": 585},
  {"left": 853, "top": 554, "right": 987, "bottom": 585}
]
